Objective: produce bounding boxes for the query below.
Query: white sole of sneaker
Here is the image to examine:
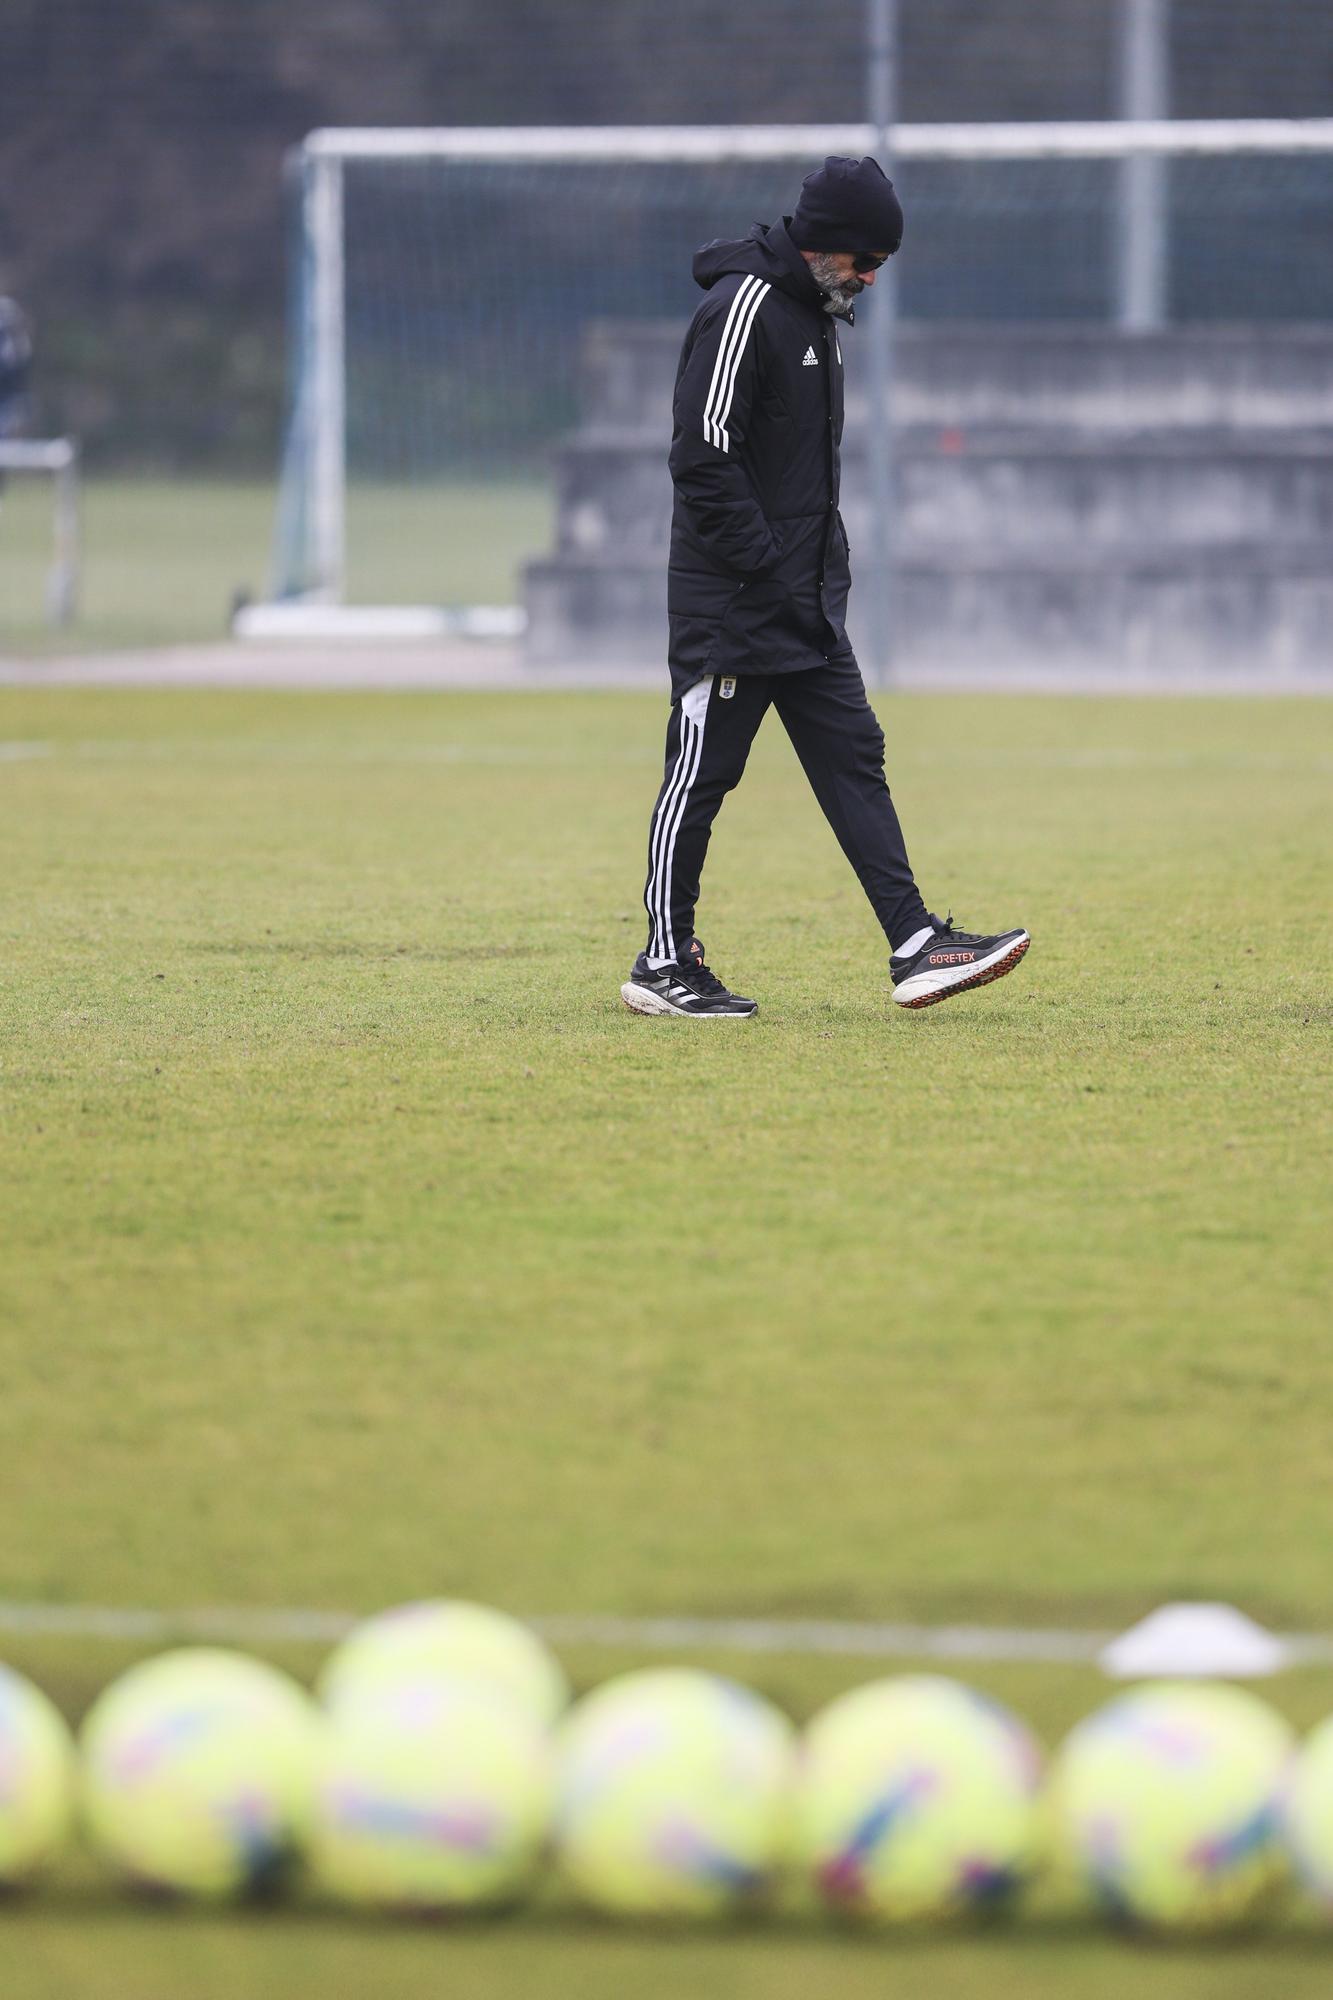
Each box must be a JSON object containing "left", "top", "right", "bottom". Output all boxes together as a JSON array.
[
  {"left": 620, "top": 981, "right": 756, "bottom": 1018},
  {"left": 892, "top": 932, "right": 1031, "bottom": 1009}
]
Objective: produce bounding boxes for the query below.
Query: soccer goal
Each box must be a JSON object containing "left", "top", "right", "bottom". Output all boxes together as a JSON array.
[
  {"left": 0, "top": 437, "right": 80, "bottom": 627},
  {"left": 242, "top": 117, "right": 1333, "bottom": 647}
]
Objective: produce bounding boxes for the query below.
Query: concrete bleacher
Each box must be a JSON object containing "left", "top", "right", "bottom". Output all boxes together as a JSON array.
[{"left": 523, "top": 325, "right": 1333, "bottom": 677}]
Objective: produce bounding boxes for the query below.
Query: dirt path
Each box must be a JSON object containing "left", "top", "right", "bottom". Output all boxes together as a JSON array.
[{"left": 0, "top": 640, "right": 1327, "bottom": 695}]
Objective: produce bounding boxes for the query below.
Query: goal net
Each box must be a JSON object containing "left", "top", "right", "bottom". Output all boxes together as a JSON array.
[{"left": 252, "top": 119, "right": 1333, "bottom": 643}]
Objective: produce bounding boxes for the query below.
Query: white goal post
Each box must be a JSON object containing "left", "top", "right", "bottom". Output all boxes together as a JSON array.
[
  {"left": 0, "top": 437, "right": 80, "bottom": 628},
  {"left": 243, "top": 117, "right": 1333, "bottom": 643}
]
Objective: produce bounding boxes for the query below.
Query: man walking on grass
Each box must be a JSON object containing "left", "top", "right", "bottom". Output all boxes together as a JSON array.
[{"left": 621, "top": 156, "right": 1030, "bottom": 1019}]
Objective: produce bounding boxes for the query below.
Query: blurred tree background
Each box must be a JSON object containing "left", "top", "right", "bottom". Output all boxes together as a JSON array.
[{"left": 0, "top": 0, "right": 1329, "bottom": 470}]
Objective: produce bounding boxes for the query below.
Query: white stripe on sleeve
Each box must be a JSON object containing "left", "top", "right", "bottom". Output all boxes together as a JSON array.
[
  {"left": 700, "top": 277, "right": 769, "bottom": 454},
  {"left": 701, "top": 277, "right": 758, "bottom": 450},
  {"left": 710, "top": 281, "right": 769, "bottom": 454}
]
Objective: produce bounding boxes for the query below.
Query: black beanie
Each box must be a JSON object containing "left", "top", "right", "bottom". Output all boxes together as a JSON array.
[{"left": 789, "top": 155, "right": 904, "bottom": 255}]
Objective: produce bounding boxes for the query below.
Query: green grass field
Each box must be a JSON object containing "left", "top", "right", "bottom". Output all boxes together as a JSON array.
[
  {"left": 1, "top": 685, "right": 1331, "bottom": 1995},
  {"left": 0, "top": 479, "right": 552, "bottom": 652}
]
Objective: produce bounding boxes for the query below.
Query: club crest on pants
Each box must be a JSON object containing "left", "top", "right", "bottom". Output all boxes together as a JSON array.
[{"left": 719, "top": 677, "right": 737, "bottom": 700}]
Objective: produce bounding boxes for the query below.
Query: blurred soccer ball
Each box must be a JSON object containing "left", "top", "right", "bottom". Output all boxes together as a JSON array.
[
  {"left": 792, "top": 1674, "right": 1043, "bottom": 1923},
  {"left": 79, "top": 1648, "right": 319, "bottom": 1899},
  {"left": 1047, "top": 1679, "right": 1294, "bottom": 1930},
  {"left": 553, "top": 1666, "right": 794, "bottom": 1917},
  {"left": 0, "top": 1662, "right": 76, "bottom": 1882},
  {"left": 317, "top": 1600, "right": 568, "bottom": 1726},
  {"left": 309, "top": 1675, "right": 552, "bottom": 1911},
  {"left": 1282, "top": 1710, "right": 1333, "bottom": 1912}
]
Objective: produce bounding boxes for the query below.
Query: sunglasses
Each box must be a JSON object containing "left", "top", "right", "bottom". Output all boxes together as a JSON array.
[{"left": 851, "top": 250, "right": 890, "bottom": 275}]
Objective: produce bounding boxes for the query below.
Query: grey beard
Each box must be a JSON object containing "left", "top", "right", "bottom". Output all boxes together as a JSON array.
[{"left": 807, "top": 252, "right": 864, "bottom": 316}]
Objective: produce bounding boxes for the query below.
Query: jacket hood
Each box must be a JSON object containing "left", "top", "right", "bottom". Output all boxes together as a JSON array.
[{"left": 692, "top": 218, "right": 853, "bottom": 323}]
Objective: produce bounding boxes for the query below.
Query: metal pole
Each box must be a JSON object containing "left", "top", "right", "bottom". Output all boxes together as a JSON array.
[
  {"left": 307, "top": 150, "right": 346, "bottom": 600},
  {"left": 1116, "top": 0, "right": 1170, "bottom": 330},
  {"left": 865, "top": 0, "right": 899, "bottom": 686},
  {"left": 50, "top": 440, "right": 79, "bottom": 626}
]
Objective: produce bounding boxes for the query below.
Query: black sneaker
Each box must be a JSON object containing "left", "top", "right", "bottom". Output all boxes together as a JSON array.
[
  {"left": 891, "top": 913, "right": 1031, "bottom": 1010},
  {"left": 621, "top": 937, "right": 758, "bottom": 1018}
]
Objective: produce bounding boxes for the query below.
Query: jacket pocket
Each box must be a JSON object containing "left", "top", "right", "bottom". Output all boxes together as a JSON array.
[{"left": 703, "top": 582, "right": 750, "bottom": 671}]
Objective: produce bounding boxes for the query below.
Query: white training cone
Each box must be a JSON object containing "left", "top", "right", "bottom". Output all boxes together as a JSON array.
[{"left": 1099, "top": 1604, "right": 1288, "bottom": 1681}]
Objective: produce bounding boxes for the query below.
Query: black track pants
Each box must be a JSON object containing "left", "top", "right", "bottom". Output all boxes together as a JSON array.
[{"left": 640, "top": 656, "right": 931, "bottom": 965}]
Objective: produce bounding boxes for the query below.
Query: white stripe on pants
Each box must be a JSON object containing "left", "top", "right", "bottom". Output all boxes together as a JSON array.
[{"left": 646, "top": 675, "right": 713, "bottom": 964}]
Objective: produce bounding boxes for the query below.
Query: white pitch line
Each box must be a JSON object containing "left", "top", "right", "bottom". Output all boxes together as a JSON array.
[
  {"left": 10, "top": 740, "right": 1329, "bottom": 775},
  {"left": 3, "top": 1600, "right": 1333, "bottom": 1669},
  {"left": 534, "top": 1614, "right": 1112, "bottom": 1664},
  {"left": 53, "top": 741, "right": 661, "bottom": 768},
  {"left": 0, "top": 1600, "right": 353, "bottom": 1645}
]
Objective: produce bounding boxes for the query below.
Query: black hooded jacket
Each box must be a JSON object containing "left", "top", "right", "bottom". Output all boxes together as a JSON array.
[{"left": 666, "top": 218, "right": 855, "bottom": 697}]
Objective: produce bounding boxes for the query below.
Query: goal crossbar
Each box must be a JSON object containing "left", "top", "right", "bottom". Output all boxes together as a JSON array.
[{"left": 304, "top": 118, "right": 1333, "bottom": 165}]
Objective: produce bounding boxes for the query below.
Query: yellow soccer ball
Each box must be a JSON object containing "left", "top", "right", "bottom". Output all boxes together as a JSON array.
[
  {"left": 309, "top": 1675, "right": 552, "bottom": 1911},
  {"left": 1048, "top": 1680, "right": 1294, "bottom": 1931},
  {"left": 793, "top": 1674, "right": 1044, "bottom": 1923},
  {"left": 554, "top": 1667, "right": 794, "bottom": 1918},
  {"left": 317, "top": 1600, "right": 568, "bottom": 1727},
  {"left": 80, "top": 1648, "right": 320, "bottom": 1899},
  {"left": 0, "top": 1662, "right": 76, "bottom": 1882}
]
